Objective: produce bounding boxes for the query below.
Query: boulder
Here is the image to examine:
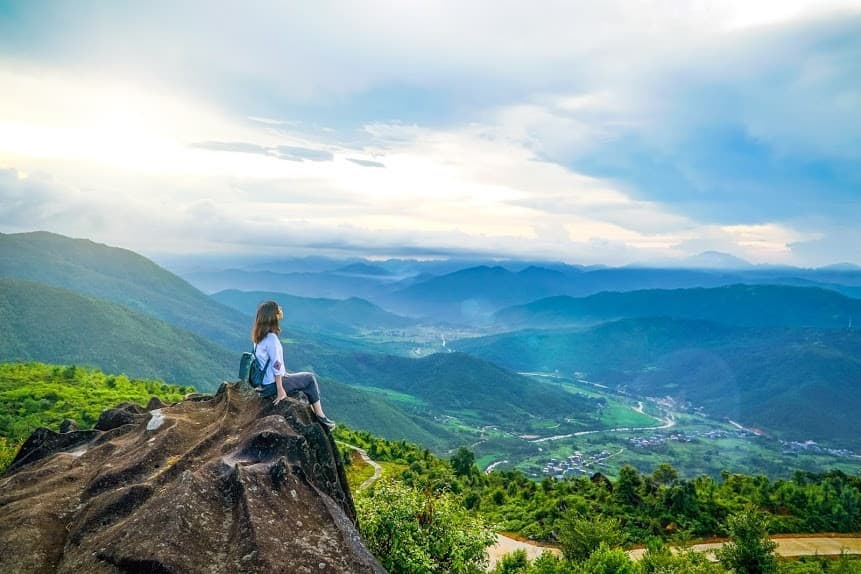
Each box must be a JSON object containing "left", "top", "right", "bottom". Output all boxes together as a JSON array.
[{"left": 0, "top": 382, "right": 385, "bottom": 573}]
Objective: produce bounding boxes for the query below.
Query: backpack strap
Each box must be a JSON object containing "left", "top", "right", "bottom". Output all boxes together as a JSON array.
[{"left": 253, "top": 342, "right": 272, "bottom": 371}]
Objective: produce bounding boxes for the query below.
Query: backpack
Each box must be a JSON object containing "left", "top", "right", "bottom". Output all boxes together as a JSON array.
[{"left": 238, "top": 345, "right": 270, "bottom": 388}]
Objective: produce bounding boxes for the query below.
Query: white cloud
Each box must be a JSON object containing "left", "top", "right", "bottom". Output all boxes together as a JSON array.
[{"left": 1, "top": 2, "right": 858, "bottom": 265}]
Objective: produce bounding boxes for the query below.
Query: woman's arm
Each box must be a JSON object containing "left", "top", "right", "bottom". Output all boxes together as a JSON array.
[{"left": 272, "top": 335, "right": 288, "bottom": 405}]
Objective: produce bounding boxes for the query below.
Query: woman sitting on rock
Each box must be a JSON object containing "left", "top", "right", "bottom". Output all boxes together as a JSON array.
[{"left": 252, "top": 300, "right": 336, "bottom": 431}]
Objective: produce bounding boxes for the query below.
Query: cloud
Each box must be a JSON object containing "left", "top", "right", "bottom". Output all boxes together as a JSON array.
[
  {"left": 496, "top": 12, "right": 861, "bottom": 227},
  {"left": 3, "top": 2, "right": 854, "bottom": 118},
  {"left": 190, "top": 141, "right": 333, "bottom": 162},
  {"left": 190, "top": 141, "right": 270, "bottom": 155},
  {"left": 1, "top": 2, "right": 859, "bottom": 265},
  {"left": 274, "top": 145, "right": 333, "bottom": 162},
  {"left": 347, "top": 158, "right": 385, "bottom": 168}
]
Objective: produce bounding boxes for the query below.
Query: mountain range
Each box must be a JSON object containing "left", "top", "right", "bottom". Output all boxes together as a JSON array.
[
  {"left": 2, "top": 230, "right": 860, "bottom": 456},
  {"left": 179, "top": 257, "right": 861, "bottom": 323},
  {"left": 494, "top": 284, "right": 861, "bottom": 329}
]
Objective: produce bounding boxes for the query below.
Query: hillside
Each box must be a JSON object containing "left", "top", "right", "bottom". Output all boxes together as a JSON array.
[
  {"left": 302, "top": 351, "right": 600, "bottom": 429},
  {"left": 322, "top": 377, "right": 456, "bottom": 451},
  {"left": 384, "top": 265, "right": 575, "bottom": 320},
  {"left": 0, "top": 279, "right": 233, "bottom": 391},
  {"left": 494, "top": 284, "right": 861, "bottom": 329},
  {"left": 0, "top": 232, "right": 250, "bottom": 350},
  {"left": 212, "top": 289, "right": 414, "bottom": 334},
  {"left": 454, "top": 318, "right": 861, "bottom": 448}
]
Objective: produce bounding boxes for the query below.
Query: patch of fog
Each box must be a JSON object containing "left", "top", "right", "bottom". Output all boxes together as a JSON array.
[{"left": 146, "top": 409, "right": 165, "bottom": 431}]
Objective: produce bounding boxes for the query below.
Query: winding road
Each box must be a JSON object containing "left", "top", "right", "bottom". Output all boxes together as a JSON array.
[{"left": 530, "top": 414, "right": 675, "bottom": 444}]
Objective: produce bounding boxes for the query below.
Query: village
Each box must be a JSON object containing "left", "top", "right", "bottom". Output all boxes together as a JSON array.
[
  {"left": 541, "top": 450, "right": 615, "bottom": 478},
  {"left": 627, "top": 427, "right": 757, "bottom": 448},
  {"left": 540, "top": 428, "right": 763, "bottom": 478},
  {"left": 780, "top": 439, "right": 856, "bottom": 458}
]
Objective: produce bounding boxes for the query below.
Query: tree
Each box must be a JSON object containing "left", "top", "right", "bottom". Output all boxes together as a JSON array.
[
  {"left": 578, "top": 542, "right": 638, "bottom": 574},
  {"left": 355, "top": 479, "right": 495, "bottom": 573},
  {"left": 652, "top": 463, "right": 679, "bottom": 486},
  {"left": 451, "top": 447, "right": 477, "bottom": 477},
  {"left": 715, "top": 509, "right": 778, "bottom": 574},
  {"left": 491, "top": 550, "right": 529, "bottom": 574},
  {"left": 614, "top": 465, "right": 643, "bottom": 506},
  {"left": 558, "top": 512, "right": 626, "bottom": 562}
]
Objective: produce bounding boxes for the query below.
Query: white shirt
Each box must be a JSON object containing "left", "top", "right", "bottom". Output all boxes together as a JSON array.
[{"left": 254, "top": 332, "right": 287, "bottom": 386}]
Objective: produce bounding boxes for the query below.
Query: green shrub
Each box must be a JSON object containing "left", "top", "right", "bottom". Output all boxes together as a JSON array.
[{"left": 355, "top": 479, "right": 495, "bottom": 573}]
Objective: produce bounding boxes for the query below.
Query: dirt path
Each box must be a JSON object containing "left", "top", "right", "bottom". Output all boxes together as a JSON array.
[
  {"left": 487, "top": 534, "right": 560, "bottom": 569},
  {"left": 336, "top": 441, "right": 383, "bottom": 490},
  {"left": 628, "top": 535, "right": 861, "bottom": 561},
  {"left": 488, "top": 534, "right": 861, "bottom": 570}
]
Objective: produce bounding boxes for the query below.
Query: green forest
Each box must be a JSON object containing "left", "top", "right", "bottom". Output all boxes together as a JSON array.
[{"left": 336, "top": 428, "right": 861, "bottom": 573}]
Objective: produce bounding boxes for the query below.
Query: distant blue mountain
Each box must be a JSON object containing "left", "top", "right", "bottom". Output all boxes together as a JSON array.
[
  {"left": 334, "top": 262, "right": 393, "bottom": 276},
  {"left": 212, "top": 289, "right": 414, "bottom": 334},
  {"left": 494, "top": 284, "right": 861, "bottom": 329}
]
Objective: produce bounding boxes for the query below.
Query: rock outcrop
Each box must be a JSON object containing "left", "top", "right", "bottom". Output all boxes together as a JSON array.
[{"left": 0, "top": 382, "right": 385, "bottom": 573}]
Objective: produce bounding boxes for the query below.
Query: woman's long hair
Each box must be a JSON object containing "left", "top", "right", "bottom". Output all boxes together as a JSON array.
[{"left": 252, "top": 300, "right": 282, "bottom": 343}]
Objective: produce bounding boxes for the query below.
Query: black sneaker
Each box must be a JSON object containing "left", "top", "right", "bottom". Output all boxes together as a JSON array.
[{"left": 317, "top": 415, "right": 336, "bottom": 431}]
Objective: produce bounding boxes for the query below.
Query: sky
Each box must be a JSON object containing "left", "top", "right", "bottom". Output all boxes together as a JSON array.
[{"left": 0, "top": 0, "right": 859, "bottom": 266}]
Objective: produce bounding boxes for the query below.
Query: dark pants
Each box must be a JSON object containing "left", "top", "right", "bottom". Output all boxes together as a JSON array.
[{"left": 260, "top": 372, "right": 321, "bottom": 404}]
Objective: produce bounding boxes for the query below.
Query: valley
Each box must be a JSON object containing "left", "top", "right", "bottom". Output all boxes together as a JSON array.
[
  {"left": 402, "top": 370, "right": 861, "bottom": 480},
  {"left": 2, "top": 232, "right": 859, "bottom": 483}
]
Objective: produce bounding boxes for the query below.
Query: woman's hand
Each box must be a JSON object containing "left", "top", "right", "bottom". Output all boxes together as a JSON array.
[{"left": 273, "top": 375, "right": 287, "bottom": 405}]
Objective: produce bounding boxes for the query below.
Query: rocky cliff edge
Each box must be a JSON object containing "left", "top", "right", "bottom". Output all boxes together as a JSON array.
[{"left": 0, "top": 382, "right": 385, "bottom": 573}]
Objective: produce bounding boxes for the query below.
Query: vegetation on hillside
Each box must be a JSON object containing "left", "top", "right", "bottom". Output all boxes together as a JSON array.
[
  {"left": 355, "top": 479, "right": 495, "bottom": 573},
  {"left": 336, "top": 429, "right": 861, "bottom": 544},
  {"left": 0, "top": 361, "right": 192, "bottom": 473},
  {"left": 0, "top": 231, "right": 250, "bottom": 350},
  {"left": 301, "top": 351, "right": 601, "bottom": 429},
  {"left": 0, "top": 279, "right": 234, "bottom": 391},
  {"left": 323, "top": 377, "right": 457, "bottom": 451},
  {"left": 336, "top": 429, "right": 861, "bottom": 572}
]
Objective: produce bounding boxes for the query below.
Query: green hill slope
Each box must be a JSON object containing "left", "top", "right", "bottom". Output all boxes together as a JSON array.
[
  {"left": 0, "top": 232, "right": 249, "bottom": 350},
  {"left": 212, "top": 289, "right": 414, "bottom": 335},
  {"left": 322, "top": 377, "right": 455, "bottom": 451},
  {"left": 293, "top": 350, "right": 600, "bottom": 429},
  {"left": 454, "top": 318, "right": 861, "bottom": 449},
  {"left": 494, "top": 284, "right": 861, "bottom": 329},
  {"left": 0, "top": 279, "right": 233, "bottom": 391}
]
